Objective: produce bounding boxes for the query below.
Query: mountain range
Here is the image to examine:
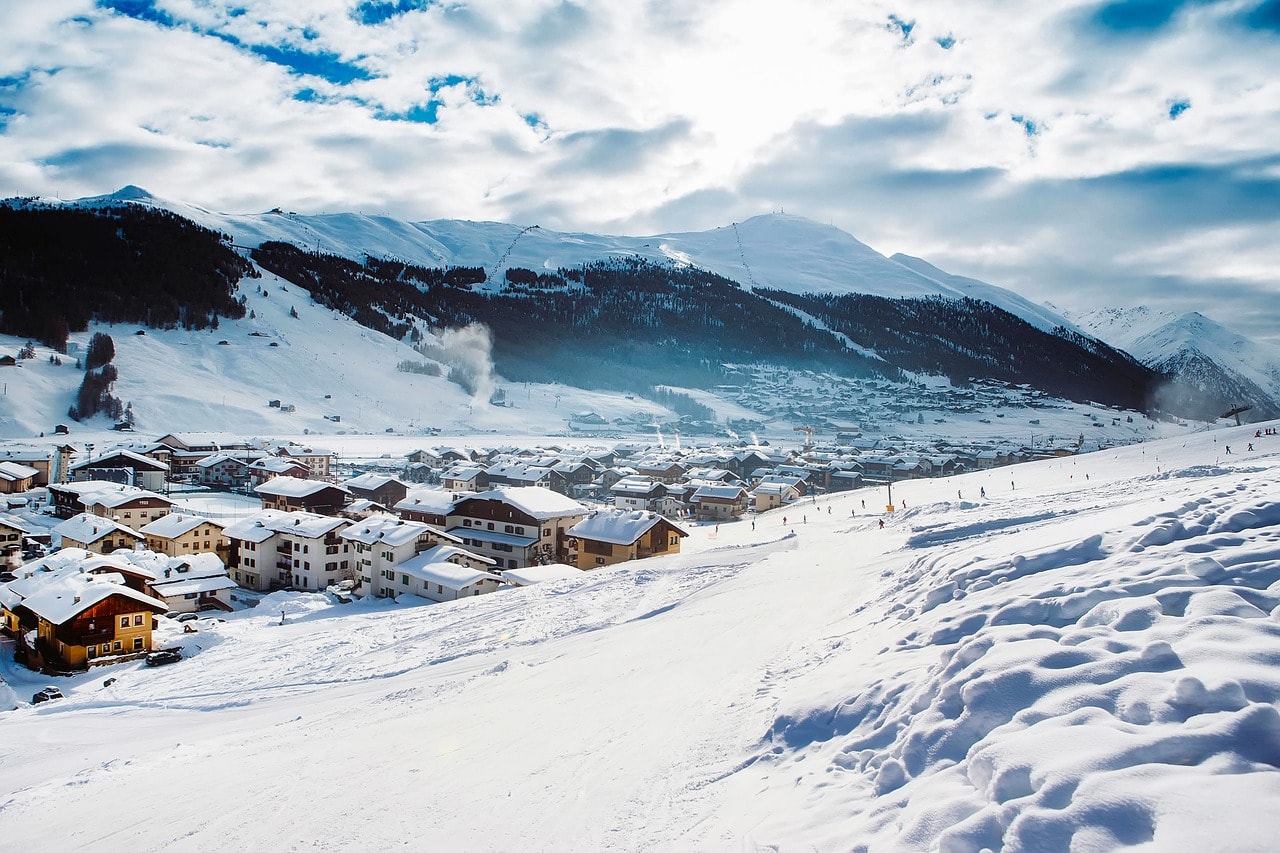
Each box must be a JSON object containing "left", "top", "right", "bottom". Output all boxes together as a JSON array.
[{"left": 1, "top": 186, "right": 1277, "bottom": 436}]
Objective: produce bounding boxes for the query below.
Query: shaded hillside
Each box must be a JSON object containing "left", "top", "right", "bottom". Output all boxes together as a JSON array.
[
  {"left": 0, "top": 203, "right": 253, "bottom": 348},
  {"left": 251, "top": 244, "right": 892, "bottom": 391},
  {"left": 758, "top": 290, "right": 1158, "bottom": 410}
]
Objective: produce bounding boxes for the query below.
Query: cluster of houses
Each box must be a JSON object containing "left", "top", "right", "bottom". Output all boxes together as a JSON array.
[{"left": 0, "top": 426, "right": 1078, "bottom": 675}]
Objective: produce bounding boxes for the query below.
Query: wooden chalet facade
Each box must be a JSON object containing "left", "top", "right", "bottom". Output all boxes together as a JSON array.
[
  {"left": 567, "top": 510, "right": 688, "bottom": 570},
  {"left": 13, "top": 582, "right": 167, "bottom": 672}
]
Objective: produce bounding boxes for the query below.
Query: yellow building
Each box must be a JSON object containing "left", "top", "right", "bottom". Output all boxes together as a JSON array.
[
  {"left": 14, "top": 574, "right": 167, "bottom": 671},
  {"left": 567, "top": 509, "right": 688, "bottom": 570},
  {"left": 140, "top": 513, "right": 229, "bottom": 562}
]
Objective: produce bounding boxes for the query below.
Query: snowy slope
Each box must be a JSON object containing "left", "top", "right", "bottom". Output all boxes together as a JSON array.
[
  {"left": 1074, "top": 306, "right": 1280, "bottom": 418},
  {"left": 0, "top": 262, "right": 675, "bottom": 438},
  {"left": 2, "top": 422, "right": 1279, "bottom": 850},
  {"left": 59, "top": 189, "right": 1082, "bottom": 335}
]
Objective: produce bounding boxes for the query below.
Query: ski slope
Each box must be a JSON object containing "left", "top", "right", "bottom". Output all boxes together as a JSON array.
[{"left": 2, "top": 421, "right": 1278, "bottom": 851}]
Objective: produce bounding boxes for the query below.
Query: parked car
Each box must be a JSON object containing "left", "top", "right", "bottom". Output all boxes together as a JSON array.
[
  {"left": 176, "top": 612, "right": 199, "bottom": 622},
  {"left": 32, "top": 686, "right": 64, "bottom": 703},
  {"left": 146, "top": 649, "right": 182, "bottom": 666}
]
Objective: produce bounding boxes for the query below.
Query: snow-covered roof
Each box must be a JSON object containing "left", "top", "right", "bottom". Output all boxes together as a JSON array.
[
  {"left": 610, "top": 476, "right": 661, "bottom": 495},
  {"left": 461, "top": 486, "right": 587, "bottom": 521},
  {"left": 501, "top": 564, "right": 585, "bottom": 586},
  {"left": 568, "top": 509, "right": 686, "bottom": 545},
  {"left": 71, "top": 448, "right": 168, "bottom": 471},
  {"left": 0, "top": 460, "right": 40, "bottom": 482},
  {"left": 394, "top": 488, "right": 456, "bottom": 514},
  {"left": 0, "top": 512, "right": 36, "bottom": 534},
  {"left": 249, "top": 456, "right": 309, "bottom": 474},
  {"left": 399, "top": 547, "right": 499, "bottom": 587},
  {"left": 691, "top": 484, "right": 749, "bottom": 500},
  {"left": 344, "top": 472, "right": 404, "bottom": 491},
  {"left": 54, "top": 512, "right": 142, "bottom": 545},
  {"left": 254, "top": 478, "right": 348, "bottom": 498},
  {"left": 223, "top": 510, "right": 348, "bottom": 541},
  {"left": 20, "top": 573, "right": 167, "bottom": 624},
  {"left": 139, "top": 513, "right": 222, "bottom": 538},
  {"left": 79, "top": 485, "right": 171, "bottom": 509},
  {"left": 339, "top": 513, "right": 437, "bottom": 548},
  {"left": 148, "top": 575, "right": 237, "bottom": 597}
]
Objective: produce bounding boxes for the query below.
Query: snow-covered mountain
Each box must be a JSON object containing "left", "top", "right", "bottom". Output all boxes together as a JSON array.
[
  {"left": 69, "top": 187, "right": 1080, "bottom": 335},
  {"left": 3, "top": 420, "right": 1279, "bottom": 850},
  {"left": 1072, "top": 306, "right": 1280, "bottom": 421}
]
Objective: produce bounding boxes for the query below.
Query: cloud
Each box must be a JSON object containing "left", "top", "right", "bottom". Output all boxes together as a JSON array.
[{"left": 0, "top": 1, "right": 1277, "bottom": 344}]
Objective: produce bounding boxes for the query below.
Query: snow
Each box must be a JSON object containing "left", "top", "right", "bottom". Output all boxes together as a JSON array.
[
  {"left": 567, "top": 508, "right": 682, "bottom": 545},
  {"left": 463, "top": 485, "right": 587, "bottom": 520},
  {"left": 3, "top": 421, "right": 1279, "bottom": 850}
]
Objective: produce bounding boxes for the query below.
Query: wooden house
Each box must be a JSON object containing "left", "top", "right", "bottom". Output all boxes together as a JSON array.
[{"left": 567, "top": 509, "right": 687, "bottom": 570}]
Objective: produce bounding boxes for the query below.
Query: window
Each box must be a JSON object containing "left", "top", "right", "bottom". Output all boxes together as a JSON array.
[
  {"left": 596, "top": 557, "right": 606, "bottom": 565},
  {"left": 487, "top": 522, "right": 495, "bottom": 530},
  {"left": 133, "top": 614, "right": 143, "bottom": 626},
  {"left": 133, "top": 637, "right": 144, "bottom": 651},
  {"left": 113, "top": 640, "right": 122, "bottom": 651},
  {"left": 505, "top": 525, "right": 513, "bottom": 533},
  {"left": 401, "top": 574, "right": 409, "bottom": 585},
  {"left": 120, "top": 616, "right": 130, "bottom": 628},
  {"left": 436, "top": 584, "right": 443, "bottom": 594}
]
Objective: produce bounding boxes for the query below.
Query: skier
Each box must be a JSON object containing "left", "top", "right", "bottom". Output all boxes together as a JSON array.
[
  {"left": 878, "top": 518, "right": 885, "bottom": 529},
  {"left": 980, "top": 486, "right": 986, "bottom": 498}
]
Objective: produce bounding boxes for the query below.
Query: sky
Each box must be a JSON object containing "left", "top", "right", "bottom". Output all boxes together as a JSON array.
[{"left": 3, "top": 1, "right": 1279, "bottom": 342}]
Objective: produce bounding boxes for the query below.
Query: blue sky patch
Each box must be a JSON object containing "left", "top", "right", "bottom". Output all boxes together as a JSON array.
[
  {"left": 353, "top": 0, "right": 436, "bottom": 26},
  {"left": 249, "top": 44, "right": 373, "bottom": 85},
  {"left": 1242, "top": 0, "right": 1280, "bottom": 32},
  {"left": 936, "top": 34, "right": 956, "bottom": 49},
  {"left": 96, "top": 0, "right": 177, "bottom": 28},
  {"left": 1168, "top": 98, "right": 1191, "bottom": 119},
  {"left": 887, "top": 14, "right": 916, "bottom": 42},
  {"left": 1010, "top": 114, "right": 1040, "bottom": 137},
  {"left": 1089, "top": 0, "right": 1204, "bottom": 34}
]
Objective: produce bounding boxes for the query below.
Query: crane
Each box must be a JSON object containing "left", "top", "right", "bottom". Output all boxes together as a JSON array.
[{"left": 793, "top": 425, "right": 815, "bottom": 451}]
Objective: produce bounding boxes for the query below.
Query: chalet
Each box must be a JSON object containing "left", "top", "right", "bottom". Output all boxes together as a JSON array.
[
  {"left": 149, "top": 433, "right": 252, "bottom": 478},
  {"left": 597, "top": 466, "right": 639, "bottom": 491},
  {"left": 223, "top": 510, "right": 353, "bottom": 591},
  {"left": 485, "top": 461, "right": 554, "bottom": 489},
  {"left": 441, "top": 463, "right": 489, "bottom": 492},
  {"left": 394, "top": 488, "right": 456, "bottom": 526},
  {"left": 0, "top": 460, "right": 40, "bottom": 494},
  {"left": 828, "top": 469, "right": 865, "bottom": 492},
  {"left": 71, "top": 448, "right": 168, "bottom": 491},
  {"left": 248, "top": 455, "right": 311, "bottom": 486},
  {"left": 0, "top": 444, "right": 74, "bottom": 486},
  {"left": 139, "top": 513, "right": 228, "bottom": 561},
  {"left": 2, "top": 569, "right": 167, "bottom": 671},
  {"left": 54, "top": 513, "right": 144, "bottom": 554},
  {"left": 447, "top": 486, "right": 589, "bottom": 570},
  {"left": 567, "top": 509, "right": 688, "bottom": 570},
  {"left": 385, "top": 549, "right": 502, "bottom": 602},
  {"left": 196, "top": 452, "right": 262, "bottom": 488},
  {"left": 142, "top": 552, "right": 236, "bottom": 614},
  {"left": 339, "top": 513, "right": 474, "bottom": 595},
  {"left": 0, "top": 513, "right": 36, "bottom": 566},
  {"left": 47, "top": 481, "right": 172, "bottom": 521},
  {"left": 750, "top": 481, "right": 803, "bottom": 512},
  {"left": 689, "top": 484, "right": 750, "bottom": 521},
  {"left": 339, "top": 499, "right": 392, "bottom": 520},
  {"left": 254, "top": 478, "right": 350, "bottom": 515},
  {"left": 343, "top": 473, "right": 409, "bottom": 508},
  {"left": 547, "top": 461, "right": 598, "bottom": 496},
  {"left": 404, "top": 448, "right": 441, "bottom": 466},
  {"left": 260, "top": 442, "right": 333, "bottom": 479},
  {"left": 609, "top": 476, "right": 669, "bottom": 512},
  {"left": 634, "top": 459, "right": 686, "bottom": 484},
  {"left": 82, "top": 485, "right": 173, "bottom": 527}
]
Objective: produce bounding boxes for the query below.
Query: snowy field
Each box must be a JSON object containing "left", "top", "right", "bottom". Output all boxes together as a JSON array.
[{"left": 2, "top": 421, "right": 1279, "bottom": 851}]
